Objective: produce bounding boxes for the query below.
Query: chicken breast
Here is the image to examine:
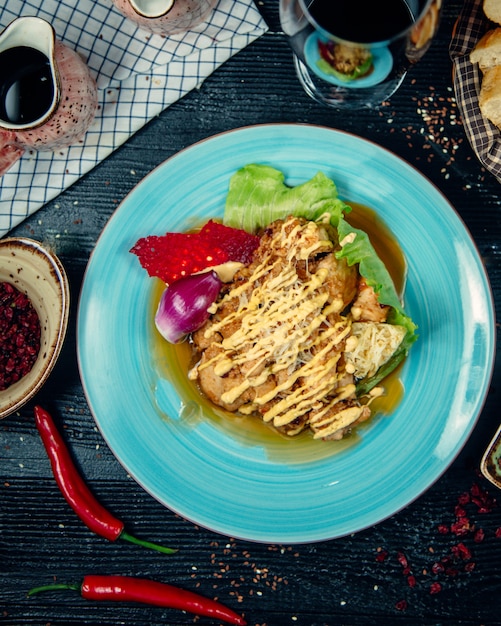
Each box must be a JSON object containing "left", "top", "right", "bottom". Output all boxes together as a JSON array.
[{"left": 189, "top": 215, "right": 376, "bottom": 439}]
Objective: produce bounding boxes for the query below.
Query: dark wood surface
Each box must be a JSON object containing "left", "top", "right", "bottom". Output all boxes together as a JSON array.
[{"left": 2, "top": 1, "right": 501, "bottom": 624}]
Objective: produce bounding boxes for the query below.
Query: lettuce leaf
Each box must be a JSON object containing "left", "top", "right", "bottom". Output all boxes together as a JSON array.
[
  {"left": 316, "top": 56, "right": 373, "bottom": 82},
  {"left": 336, "top": 217, "right": 418, "bottom": 351},
  {"left": 223, "top": 164, "right": 349, "bottom": 233},
  {"left": 223, "top": 164, "right": 418, "bottom": 391}
]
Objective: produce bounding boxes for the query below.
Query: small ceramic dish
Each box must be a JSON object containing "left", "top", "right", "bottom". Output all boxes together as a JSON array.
[
  {"left": 0, "top": 238, "right": 70, "bottom": 419},
  {"left": 481, "top": 425, "right": 501, "bottom": 489}
]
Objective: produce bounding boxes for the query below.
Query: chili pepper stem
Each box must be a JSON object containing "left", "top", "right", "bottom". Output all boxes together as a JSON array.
[
  {"left": 120, "top": 530, "right": 177, "bottom": 554},
  {"left": 33, "top": 406, "right": 177, "bottom": 555},
  {"left": 27, "top": 583, "right": 79, "bottom": 597}
]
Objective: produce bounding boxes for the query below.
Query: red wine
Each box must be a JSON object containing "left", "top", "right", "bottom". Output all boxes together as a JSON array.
[
  {"left": 307, "top": 0, "right": 414, "bottom": 44},
  {"left": 0, "top": 46, "right": 54, "bottom": 125}
]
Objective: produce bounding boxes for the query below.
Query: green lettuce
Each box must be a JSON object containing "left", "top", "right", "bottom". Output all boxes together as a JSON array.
[
  {"left": 316, "top": 56, "right": 373, "bottom": 82},
  {"left": 336, "top": 218, "right": 417, "bottom": 342},
  {"left": 223, "top": 164, "right": 349, "bottom": 233},
  {"left": 223, "top": 164, "right": 418, "bottom": 392}
]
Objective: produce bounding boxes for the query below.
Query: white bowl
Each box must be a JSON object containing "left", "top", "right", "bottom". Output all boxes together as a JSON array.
[{"left": 0, "top": 238, "right": 70, "bottom": 419}]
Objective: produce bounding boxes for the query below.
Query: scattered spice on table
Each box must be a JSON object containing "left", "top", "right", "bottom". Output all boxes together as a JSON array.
[
  {"left": 27, "top": 575, "right": 246, "bottom": 625},
  {"left": 380, "top": 85, "right": 471, "bottom": 184},
  {"left": 0, "top": 281, "right": 41, "bottom": 391},
  {"left": 33, "top": 405, "right": 176, "bottom": 554}
]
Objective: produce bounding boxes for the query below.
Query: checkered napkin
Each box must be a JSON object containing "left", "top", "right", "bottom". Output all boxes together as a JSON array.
[
  {"left": 0, "top": 0, "right": 268, "bottom": 237},
  {"left": 449, "top": 0, "right": 501, "bottom": 183}
]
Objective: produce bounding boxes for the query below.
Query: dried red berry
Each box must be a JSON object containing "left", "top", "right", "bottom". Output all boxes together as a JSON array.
[
  {"left": 0, "top": 282, "right": 41, "bottom": 391},
  {"left": 397, "top": 552, "right": 408, "bottom": 569},
  {"left": 375, "top": 550, "right": 388, "bottom": 563},
  {"left": 451, "top": 542, "right": 471, "bottom": 560},
  {"left": 451, "top": 517, "right": 472, "bottom": 536},
  {"left": 430, "top": 582, "right": 442, "bottom": 594},
  {"left": 470, "top": 483, "right": 495, "bottom": 514}
]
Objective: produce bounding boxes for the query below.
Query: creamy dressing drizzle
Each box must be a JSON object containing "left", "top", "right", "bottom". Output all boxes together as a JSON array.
[
  {"left": 151, "top": 203, "right": 405, "bottom": 458},
  {"left": 193, "top": 217, "right": 357, "bottom": 431}
]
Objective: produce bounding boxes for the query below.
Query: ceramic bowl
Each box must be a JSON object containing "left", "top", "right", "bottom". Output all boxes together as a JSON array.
[
  {"left": 0, "top": 238, "right": 70, "bottom": 419},
  {"left": 481, "top": 425, "right": 501, "bottom": 490}
]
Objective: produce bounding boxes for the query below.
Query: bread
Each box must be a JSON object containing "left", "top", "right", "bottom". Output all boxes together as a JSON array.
[
  {"left": 469, "top": 2, "right": 501, "bottom": 129},
  {"left": 470, "top": 28, "right": 501, "bottom": 70},
  {"left": 484, "top": 0, "right": 501, "bottom": 25},
  {"left": 478, "top": 66, "right": 501, "bottom": 127}
]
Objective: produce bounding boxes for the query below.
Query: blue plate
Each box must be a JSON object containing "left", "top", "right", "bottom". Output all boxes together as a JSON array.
[
  {"left": 304, "top": 33, "right": 393, "bottom": 88},
  {"left": 77, "top": 124, "right": 495, "bottom": 543}
]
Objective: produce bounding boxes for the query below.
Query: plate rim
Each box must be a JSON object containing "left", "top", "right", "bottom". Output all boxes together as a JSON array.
[{"left": 77, "top": 123, "right": 496, "bottom": 543}]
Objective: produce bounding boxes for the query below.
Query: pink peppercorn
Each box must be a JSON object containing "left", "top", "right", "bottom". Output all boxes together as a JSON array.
[
  {"left": 407, "top": 575, "right": 416, "bottom": 588},
  {"left": 375, "top": 550, "right": 388, "bottom": 563},
  {"left": 430, "top": 582, "right": 442, "bottom": 594},
  {"left": 451, "top": 542, "right": 471, "bottom": 560},
  {"left": 0, "top": 282, "right": 41, "bottom": 391}
]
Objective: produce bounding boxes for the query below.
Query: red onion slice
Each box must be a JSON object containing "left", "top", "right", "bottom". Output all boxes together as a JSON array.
[{"left": 154, "top": 270, "right": 222, "bottom": 344}]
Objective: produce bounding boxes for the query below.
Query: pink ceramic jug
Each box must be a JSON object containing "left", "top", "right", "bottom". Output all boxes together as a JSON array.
[
  {"left": 112, "top": 0, "right": 218, "bottom": 35},
  {"left": 0, "top": 17, "right": 98, "bottom": 176}
]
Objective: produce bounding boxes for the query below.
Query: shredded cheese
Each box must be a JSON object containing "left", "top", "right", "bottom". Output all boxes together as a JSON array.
[
  {"left": 344, "top": 322, "right": 406, "bottom": 379},
  {"left": 191, "top": 216, "right": 405, "bottom": 440},
  {"left": 195, "top": 218, "right": 350, "bottom": 430}
]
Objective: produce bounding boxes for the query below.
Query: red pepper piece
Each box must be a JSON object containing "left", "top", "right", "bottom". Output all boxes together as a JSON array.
[
  {"left": 28, "top": 575, "right": 247, "bottom": 626},
  {"left": 130, "top": 220, "right": 260, "bottom": 285},
  {"left": 130, "top": 232, "right": 228, "bottom": 285},
  {"left": 33, "top": 406, "right": 175, "bottom": 554},
  {"left": 199, "top": 221, "right": 259, "bottom": 265}
]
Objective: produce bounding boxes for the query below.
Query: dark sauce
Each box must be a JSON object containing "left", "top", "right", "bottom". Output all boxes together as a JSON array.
[
  {"left": 150, "top": 204, "right": 407, "bottom": 461},
  {"left": 0, "top": 46, "right": 54, "bottom": 125},
  {"left": 307, "top": 0, "right": 414, "bottom": 43}
]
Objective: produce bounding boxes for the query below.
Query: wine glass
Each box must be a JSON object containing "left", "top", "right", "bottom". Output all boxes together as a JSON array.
[{"left": 279, "top": 0, "right": 442, "bottom": 109}]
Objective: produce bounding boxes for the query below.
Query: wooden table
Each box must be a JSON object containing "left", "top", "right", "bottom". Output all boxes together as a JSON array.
[{"left": 2, "top": 1, "right": 501, "bottom": 624}]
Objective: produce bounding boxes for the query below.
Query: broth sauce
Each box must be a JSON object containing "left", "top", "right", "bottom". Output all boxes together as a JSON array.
[{"left": 150, "top": 204, "right": 407, "bottom": 462}]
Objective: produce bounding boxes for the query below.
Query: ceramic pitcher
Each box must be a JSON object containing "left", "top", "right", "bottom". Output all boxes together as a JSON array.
[
  {"left": 0, "top": 16, "right": 98, "bottom": 176},
  {"left": 112, "top": 0, "right": 218, "bottom": 35}
]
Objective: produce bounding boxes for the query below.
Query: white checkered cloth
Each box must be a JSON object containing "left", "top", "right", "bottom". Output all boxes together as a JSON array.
[{"left": 0, "top": 0, "right": 268, "bottom": 236}]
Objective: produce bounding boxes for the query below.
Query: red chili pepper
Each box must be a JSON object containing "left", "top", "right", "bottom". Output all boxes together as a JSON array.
[
  {"left": 28, "top": 575, "right": 247, "bottom": 625},
  {"left": 33, "top": 405, "right": 175, "bottom": 554}
]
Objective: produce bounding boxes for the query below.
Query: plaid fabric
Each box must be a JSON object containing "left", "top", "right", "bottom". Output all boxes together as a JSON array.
[
  {"left": 450, "top": 0, "right": 501, "bottom": 183},
  {"left": 0, "top": 0, "right": 268, "bottom": 236}
]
